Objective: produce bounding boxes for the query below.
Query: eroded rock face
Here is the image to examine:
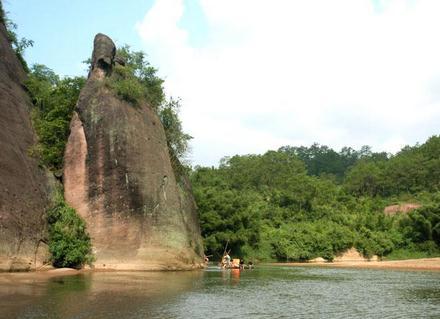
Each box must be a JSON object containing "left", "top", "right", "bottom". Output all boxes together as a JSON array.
[
  {"left": 64, "top": 34, "right": 203, "bottom": 270},
  {"left": 384, "top": 203, "right": 421, "bottom": 216},
  {"left": 91, "top": 33, "right": 115, "bottom": 75},
  {"left": 0, "top": 22, "right": 51, "bottom": 271}
]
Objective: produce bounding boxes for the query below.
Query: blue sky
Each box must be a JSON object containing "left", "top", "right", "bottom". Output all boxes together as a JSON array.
[
  {"left": 4, "top": 0, "right": 209, "bottom": 76},
  {"left": 4, "top": 0, "right": 440, "bottom": 166},
  {"left": 4, "top": 0, "right": 151, "bottom": 76}
]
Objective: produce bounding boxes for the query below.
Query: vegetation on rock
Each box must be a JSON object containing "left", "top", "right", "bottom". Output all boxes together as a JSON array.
[
  {"left": 104, "top": 45, "right": 192, "bottom": 162},
  {"left": 106, "top": 45, "right": 165, "bottom": 109},
  {"left": 0, "top": 1, "right": 33, "bottom": 72},
  {"left": 26, "top": 64, "right": 85, "bottom": 171},
  {"left": 158, "top": 97, "right": 193, "bottom": 163},
  {"left": 20, "top": 32, "right": 193, "bottom": 268},
  {"left": 47, "top": 192, "right": 94, "bottom": 269}
]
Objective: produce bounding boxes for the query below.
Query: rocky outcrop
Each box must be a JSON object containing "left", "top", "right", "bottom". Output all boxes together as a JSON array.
[
  {"left": 64, "top": 34, "right": 203, "bottom": 270},
  {"left": 0, "top": 21, "right": 51, "bottom": 271},
  {"left": 333, "top": 247, "right": 378, "bottom": 262},
  {"left": 384, "top": 203, "right": 421, "bottom": 216}
]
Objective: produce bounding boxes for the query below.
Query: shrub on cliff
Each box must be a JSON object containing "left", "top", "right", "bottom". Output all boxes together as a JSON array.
[
  {"left": 106, "top": 63, "right": 146, "bottom": 105},
  {"left": 106, "top": 46, "right": 192, "bottom": 162},
  {"left": 158, "top": 97, "right": 192, "bottom": 162},
  {"left": 26, "top": 64, "right": 85, "bottom": 171},
  {"left": 116, "top": 45, "right": 165, "bottom": 109},
  {"left": 0, "top": 1, "right": 33, "bottom": 72},
  {"left": 104, "top": 45, "right": 164, "bottom": 109},
  {"left": 47, "top": 193, "right": 94, "bottom": 269}
]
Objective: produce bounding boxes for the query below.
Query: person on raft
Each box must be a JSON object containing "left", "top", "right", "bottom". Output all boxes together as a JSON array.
[{"left": 222, "top": 253, "right": 231, "bottom": 268}]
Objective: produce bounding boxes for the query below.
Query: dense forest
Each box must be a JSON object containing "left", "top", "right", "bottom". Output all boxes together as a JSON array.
[
  {"left": 191, "top": 138, "right": 440, "bottom": 261},
  {"left": 3, "top": 3, "right": 439, "bottom": 265}
]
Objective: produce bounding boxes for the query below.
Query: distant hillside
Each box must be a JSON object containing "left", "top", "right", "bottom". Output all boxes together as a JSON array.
[{"left": 191, "top": 136, "right": 440, "bottom": 262}]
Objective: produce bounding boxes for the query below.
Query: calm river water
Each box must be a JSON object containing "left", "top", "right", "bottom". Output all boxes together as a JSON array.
[{"left": 1, "top": 265, "right": 439, "bottom": 318}]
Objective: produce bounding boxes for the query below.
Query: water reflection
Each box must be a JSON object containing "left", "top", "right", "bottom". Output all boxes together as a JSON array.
[
  {"left": 0, "top": 271, "right": 203, "bottom": 319},
  {"left": 0, "top": 267, "right": 439, "bottom": 319}
]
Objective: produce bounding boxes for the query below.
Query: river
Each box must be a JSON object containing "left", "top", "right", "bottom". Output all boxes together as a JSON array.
[{"left": 1, "top": 265, "right": 439, "bottom": 318}]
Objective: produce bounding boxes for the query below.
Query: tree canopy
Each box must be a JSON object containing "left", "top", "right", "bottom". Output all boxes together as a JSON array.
[{"left": 191, "top": 137, "right": 440, "bottom": 261}]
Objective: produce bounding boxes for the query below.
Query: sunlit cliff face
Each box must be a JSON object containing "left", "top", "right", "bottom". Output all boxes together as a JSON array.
[{"left": 63, "top": 33, "right": 204, "bottom": 270}]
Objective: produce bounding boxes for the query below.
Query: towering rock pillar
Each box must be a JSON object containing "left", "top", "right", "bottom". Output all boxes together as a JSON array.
[
  {"left": 0, "top": 19, "right": 50, "bottom": 271},
  {"left": 64, "top": 34, "right": 203, "bottom": 270}
]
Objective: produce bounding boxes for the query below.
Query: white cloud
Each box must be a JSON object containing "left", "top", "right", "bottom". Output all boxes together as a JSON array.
[{"left": 137, "top": 0, "right": 440, "bottom": 166}]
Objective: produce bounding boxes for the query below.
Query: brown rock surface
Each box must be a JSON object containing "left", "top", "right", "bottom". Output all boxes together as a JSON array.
[
  {"left": 64, "top": 34, "right": 203, "bottom": 270},
  {"left": 384, "top": 203, "right": 421, "bottom": 215},
  {"left": 333, "top": 247, "right": 378, "bottom": 262},
  {"left": 0, "top": 21, "right": 51, "bottom": 271}
]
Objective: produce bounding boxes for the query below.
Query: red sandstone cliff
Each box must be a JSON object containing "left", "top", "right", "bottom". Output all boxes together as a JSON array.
[
  {"left": 0, "top": 19, "right": 51, "bottom": 271},
  {"left": 64, "top": 34, "right": 203, "bottom": 270}
]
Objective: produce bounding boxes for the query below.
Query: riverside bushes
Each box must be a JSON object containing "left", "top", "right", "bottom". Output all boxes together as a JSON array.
[{"left": 47, "top": 193, "right": 94, "bottom": 268}]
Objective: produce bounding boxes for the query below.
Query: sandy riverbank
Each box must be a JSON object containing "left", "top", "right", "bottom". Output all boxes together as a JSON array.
[
  {"left": 0, "top": 268, "right": 85, "bottom": 286},
  {"left": 269, "top": 257, "right": 440, "bottom": 271},
  {"left": 0, "top": 264, "right": 208, "bottom": 282}
]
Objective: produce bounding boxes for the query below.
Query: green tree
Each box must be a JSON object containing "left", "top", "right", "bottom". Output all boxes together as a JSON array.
[
  {"left": 158, "top": 97, "right": 192, "bottom": 161},
  {"left": 26, "top": 64, "right": 85, "bottom": 170},
  {"left": 104, "top": 46, "right": 192, "bottom": 162},
  {"left": 191, "top": 138, "right": 440, "bottom": 262},
  {"left": 107, "top": 45, "right": 165, "bottom": 109},
  {"left": 47, "top": 192, "right": 94, "bottom": 268},
  {"left": 344, "top": 159, "right": 385, "bottom": 196},
  {"left": 0, "top": 2, "right": 33, "bottom": 72}
]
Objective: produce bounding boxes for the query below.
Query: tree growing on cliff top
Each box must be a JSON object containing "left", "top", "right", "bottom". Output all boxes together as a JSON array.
[
  {"left": 115, "top": 45, "right": 165, "bottom": 110},
  {"left": 107, "top": 45, "right": 192, "bottom": 161},
  {"left": 26, "top": 64, "right": 85, "bottom": 171}
]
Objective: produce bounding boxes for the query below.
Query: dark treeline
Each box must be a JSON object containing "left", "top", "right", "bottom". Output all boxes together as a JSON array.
[
  {"left": 279, "top": 144, "right": 387, "bottom": 181},
  {"left": 191, "top": 137, "right": 440, "bottom": 261}
]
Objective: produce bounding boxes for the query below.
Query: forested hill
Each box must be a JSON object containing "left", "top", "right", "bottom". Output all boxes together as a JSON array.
[{"left": 190, "top": 136, "right": 440, "bottom": 261}]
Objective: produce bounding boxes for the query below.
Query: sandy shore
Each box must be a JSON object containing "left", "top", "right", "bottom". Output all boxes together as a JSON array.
[
  {"left": 0, "top": 268, "right": 86, "bottom": 285},
  {"left": 268, "top": 257, "right": 440, "bottom": 271},
  {"left": 0, "top": 265, "right": 208, "bottom": 282}
]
